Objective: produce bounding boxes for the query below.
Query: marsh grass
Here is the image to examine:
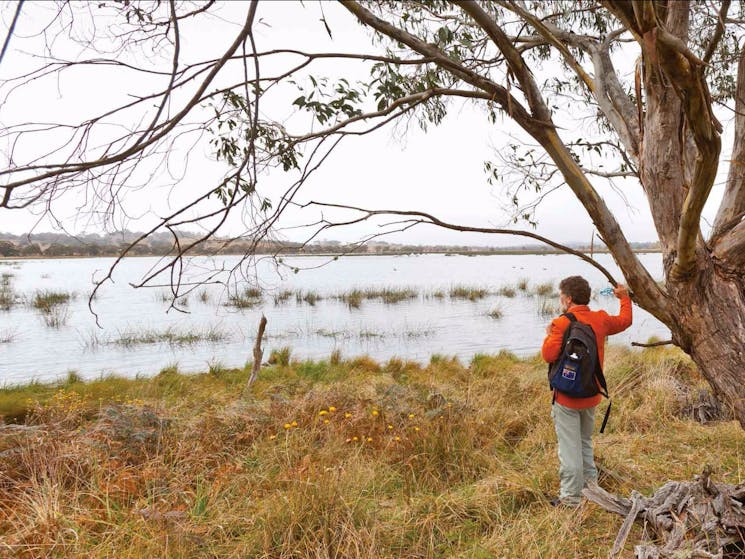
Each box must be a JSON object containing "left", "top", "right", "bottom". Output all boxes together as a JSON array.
[
  {"left": 517, "top": 278, "right": 529, "bottom": 291},
  {"left": 32, "top": 289, "right": 74, "bottom": 313},
  {"left": 487, "top": 306, "right": 504, "bottom": 319},
  {"left": 272, "top": 289, "right": 293, "bottom": 305},
  {"left": 0, "top": 273, "right": 17, "bottom": 310},
  {"left": 336, "top": 287, "right": 418, "bottom": 308},
  {"left": 268, "top": 346, "right": 292, "bottom": 366},
  {"left": 41, "top": 304, "right": 70, "bottom": 328},
  {"left": 497, "top": 285, "right": 517, "bottom": 297},
  {"left": 539, "top": 298, "right": 561, "bottom": 316},
  {"left": 0, "top": 346, "right": 739, "bottom": 558},
  {"left": 296, "top": 290, "right": 322, "bottom": 306},
  {"left": 533, "top": 282, "right": 556, "bottom": 297},
  {"left": 0, "top": 328, "right": 16, "bottom": 343},
  {"left": 449, "top": 285, "right": 489, "bottom": 301},
  {"left": 227, "top": 287, "right": 263, "bottom": 308},
  {"left": 111, "top": 325, "right": 230, "bottom": 347}
]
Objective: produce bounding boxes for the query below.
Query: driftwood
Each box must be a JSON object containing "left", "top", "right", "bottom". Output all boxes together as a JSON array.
[
  {"left": 583, "top": 469, "right": 745, "bottom": 558},
  {"left": 243, "top": 314, "right": 267, "bottom": 395}
]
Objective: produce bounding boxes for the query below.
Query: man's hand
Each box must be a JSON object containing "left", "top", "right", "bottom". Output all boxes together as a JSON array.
[
  {"left": 545, "top": 323, "right": 553, "bottom": 335},
  {"left": 613, "top": 284, "right": 629, "bottom": 299}
]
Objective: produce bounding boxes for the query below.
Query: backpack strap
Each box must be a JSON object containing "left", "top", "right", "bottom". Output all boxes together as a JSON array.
[
  {"left": 547, "top": 312, "right": 576, "bottom": 392},
  {"left": 547, "top": 313, "right": 572, "bottom": 389},
  {"left": 599, "top": 401, "right": 612, "bottom": 433}
]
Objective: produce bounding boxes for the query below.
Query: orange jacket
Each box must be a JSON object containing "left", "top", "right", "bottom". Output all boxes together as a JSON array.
[{"left": 542, "top": 297, "right": 632, "bottom": 409}]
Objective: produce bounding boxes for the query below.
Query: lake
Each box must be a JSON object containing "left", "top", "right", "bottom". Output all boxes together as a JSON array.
[{"left": 0, "top": 253, "right": 669, "bottom": 384}]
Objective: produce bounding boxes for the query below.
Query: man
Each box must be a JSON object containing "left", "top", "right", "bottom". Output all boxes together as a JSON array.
[{"left": 542, "top": 275, "right": 632, "bottom": 507}]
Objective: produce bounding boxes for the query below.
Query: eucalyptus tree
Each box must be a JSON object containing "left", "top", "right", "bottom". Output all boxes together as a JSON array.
[{"left": 2, "top": 1, "right": 745, "bottom": 425}]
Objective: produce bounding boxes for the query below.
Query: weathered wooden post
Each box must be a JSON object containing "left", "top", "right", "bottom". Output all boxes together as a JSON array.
[{"left": 243, "top": 314, "right": 267, "bottom": 396}]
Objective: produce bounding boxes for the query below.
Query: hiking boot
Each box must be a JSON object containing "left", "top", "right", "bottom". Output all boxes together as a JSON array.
[{"left": 549, "top": 497, "right": 580, "bottom": 508}]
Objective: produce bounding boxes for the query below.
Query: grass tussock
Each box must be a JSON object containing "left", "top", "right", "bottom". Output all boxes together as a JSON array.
[
  {"left": 32, "top": 289, "right": 74, "bottom": 313},
  {"left": 533, "top": 282, "right": 556, "bottom": 297},
  {"left": 112, "top": 325, "right": 230, "bottom": 347},
  {"left": 449, "top": 285, "right": 489, "bottom": 301},
  {"left": 227, "top": 287, "right": 263, "bottom": 308},
  {"left": 0, "top": 273, "right": 18, "bottom": 310},
  {"left": 0, "top": 346, "right": 740, "bottom": 558},
  {"left": 336, "top": 287, "right": 418, "bottom": 308}
]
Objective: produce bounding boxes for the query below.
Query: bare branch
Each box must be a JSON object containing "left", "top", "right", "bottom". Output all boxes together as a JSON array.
[
  {"left": 304, "top": 200, "right": 622, "bottom": 285},
  {"left": 0, "top": 0, "right": 24, "bottom": 65},
  {"left": 631, "top": 339, "right": 674, "bottom": 347}
]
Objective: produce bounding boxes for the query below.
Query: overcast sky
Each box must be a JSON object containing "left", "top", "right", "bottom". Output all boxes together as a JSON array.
[{"left": 0, "top": 1, "right": 732, "bottom": 247}]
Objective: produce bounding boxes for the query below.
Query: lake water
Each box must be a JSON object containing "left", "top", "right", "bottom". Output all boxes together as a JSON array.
[{"left": 0, "top": 253, "right": 669, "bottom": 384}]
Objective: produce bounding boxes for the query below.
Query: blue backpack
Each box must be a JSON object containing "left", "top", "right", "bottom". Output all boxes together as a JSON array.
[{"left": 548, "top": 313, "right": 611, "bottom": 432}]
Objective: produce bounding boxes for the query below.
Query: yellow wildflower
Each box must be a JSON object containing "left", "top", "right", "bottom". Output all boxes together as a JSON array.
[
  {"left": 352, "top": 436, "right": 359, "bottom": 442},
  {"left": 414, "top": 426, "right": 420, "bottom": 432},
  {"left": 394, "top": 436, "right": 401, "bottom": 442},
  {"left": 344, "top": 412, "right": 353, "bottom": 418},
  {"left": 291, "top": 421, "right": 298, "bottom": 427},
  {"left": 329, "top": 406, "right": 337, "bottom": 412},
  {"left": 387, "top": 424, "right": 393, "bottom": 430},
  {"left": 372, "top": 410, "right": 379, "bottom": 417},
  {"left": 318, "top": 410, "right": 328, "bottom": 416},
  {"left": 323, "top": 419, "right": 330, "bottom": 425},
  {"left": 408, "top": 413, "right": 415, "bottom": 419},
  {"left": 366, "top": 437, "right": 373, "bottom": 443},
  {"left": 283, "top": 423, "right": 292, "bottom": 430}
]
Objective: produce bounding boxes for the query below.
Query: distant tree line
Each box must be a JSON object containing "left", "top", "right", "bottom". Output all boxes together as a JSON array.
[{"left": 0, "top": 234, "right": 661, "bottom": 259}]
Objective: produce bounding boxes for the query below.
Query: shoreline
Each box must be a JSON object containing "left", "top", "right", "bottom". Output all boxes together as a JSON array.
[{"left": 0, "top": 248, "right": 662, "bottom": 262}]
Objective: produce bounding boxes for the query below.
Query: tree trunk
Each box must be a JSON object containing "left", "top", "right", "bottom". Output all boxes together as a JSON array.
[
  {"left": 626, "top": 2, "right": 745, "bottom": 428},
  {"left": 665, "top": 264, "right": 745, "bottom": 427}
]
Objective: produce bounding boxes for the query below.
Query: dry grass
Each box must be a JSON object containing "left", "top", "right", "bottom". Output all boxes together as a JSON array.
[{"left": 0, "top": 346, "right": 741, "bottom": 558}]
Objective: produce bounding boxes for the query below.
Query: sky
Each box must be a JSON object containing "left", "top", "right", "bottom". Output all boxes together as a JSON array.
[{"left": 0, "top": 1, "right": 733, "bottom": 247}]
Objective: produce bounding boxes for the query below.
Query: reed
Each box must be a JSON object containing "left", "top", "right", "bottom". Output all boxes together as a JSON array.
[
  {"left": 111, "top": 325, "right": 230, "bottom": 347},
  {"left": 497, "top": 285, "right": 517, "bottom": 297},
  {"left": 336, "top": 287, "right": 418, "bottom": 308},
  {"left": 487, "top": 306, "right": 504, "bottom": 319},
  {"left": 0, "top": 328, "right": 16, "bottom": 343},
  {"left": 32, "top": 290, "right": 74, "bottom": 313},
  {"left": 533, "top": 282, "right": 556, "bottom": 297},
  {"left": 539, "top": 298, "right": 561, "bottom": 317},
  {"left": 227, "top": 287, "right": 263, "bottom": 308},
  {"left": 449, "top": 285, "right": 489, "bottom": 301},
  {"left": 41, "top": 305, "right": 70, "bottom": 328},
  {"left": 272, "top": 289, "right": 293, "bottom": 305},
  {"left": 0, "top": 273, "right": 16, "bottom": 310},
  {"left": 296, "top": 290, "right": 322, "bottom": 306}
]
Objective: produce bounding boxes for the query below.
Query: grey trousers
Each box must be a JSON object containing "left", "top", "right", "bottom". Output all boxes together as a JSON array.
[{"left": 551, "top": 403, "right": 598, "bottom": 504}]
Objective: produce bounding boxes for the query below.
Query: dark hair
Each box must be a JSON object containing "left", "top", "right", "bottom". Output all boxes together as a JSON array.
[{"left": 559, "top": 276, "right": 591, "bottom": 305}]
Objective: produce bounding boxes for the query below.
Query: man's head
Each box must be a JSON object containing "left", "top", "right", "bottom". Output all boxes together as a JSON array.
[{"left": 558, "top": 275, "right": 591, "bottom": 311}]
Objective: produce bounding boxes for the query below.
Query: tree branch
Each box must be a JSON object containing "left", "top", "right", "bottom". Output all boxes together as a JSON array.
[
  {"left": 304, "top": 201, "right": 622, "bottom": 285},
  {"left": 340, "top": 1, "right": 541, "bottom": 131},
  {"left": 713, "top": 45, "right": 745, "bottom": 243},
  {"left": 711, "top": 218, "right": 745, "bottom": 273}
]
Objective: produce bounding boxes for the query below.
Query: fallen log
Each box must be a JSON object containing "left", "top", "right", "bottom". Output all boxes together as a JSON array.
[{"left": 583, "top": 469, "right": 745, "bottom": 558}]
